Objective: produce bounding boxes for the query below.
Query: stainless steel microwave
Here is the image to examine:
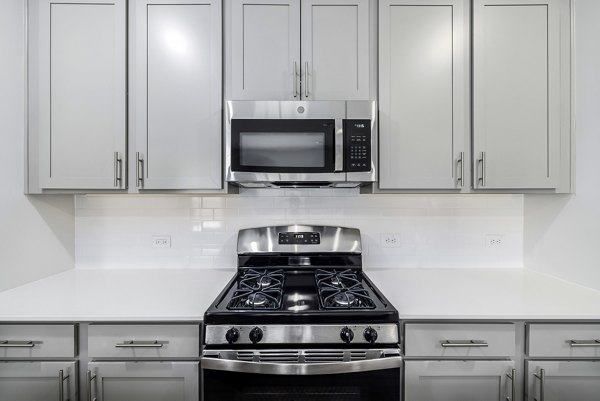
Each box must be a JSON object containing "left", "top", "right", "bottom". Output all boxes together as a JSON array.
[{"left": 225, "top": 101, "right": 376, "bottom": 188}]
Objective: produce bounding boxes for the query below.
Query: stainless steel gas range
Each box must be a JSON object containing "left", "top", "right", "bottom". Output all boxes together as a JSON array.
[{"left": 201, "top": 225, "right": 401, "bottom": 401}]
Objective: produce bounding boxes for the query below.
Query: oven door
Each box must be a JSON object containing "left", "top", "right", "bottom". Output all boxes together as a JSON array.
[{"left": 201, "top": 349, "right": 401, "bottom": 401}]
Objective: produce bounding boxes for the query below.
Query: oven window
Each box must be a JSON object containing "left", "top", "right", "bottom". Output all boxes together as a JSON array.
[
  {"left": 203, "top": 368, "right": 400, "bottom": 401},
  {"left": 240, "top": 132, "right": 325, "bottom": 168},
  {"left": 231, "top": 119, "right": 336, "bottom": 173}
]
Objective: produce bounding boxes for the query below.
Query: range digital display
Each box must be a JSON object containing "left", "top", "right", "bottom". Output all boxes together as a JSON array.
[{"left": 279, "top": 232, "right": 320, "bottom": 245}]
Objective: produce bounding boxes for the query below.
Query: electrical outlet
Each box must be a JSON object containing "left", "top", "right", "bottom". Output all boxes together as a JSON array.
[
  {"left": 485, "top": 234, "right": 505, "bottom": 248},
  {"left": 381, "top": 233, "right": 401, "bottom": 248},
  {"left": 152, "top": 235, "right": 171, "bottom": 249}
]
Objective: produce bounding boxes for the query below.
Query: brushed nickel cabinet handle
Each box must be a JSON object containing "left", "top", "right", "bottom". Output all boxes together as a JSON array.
[
  {"left": 534, "top": 368, "right": 545, "bottom": 401},
  {"left": 440, "top": 340, "right": 488, "bottom": 347},
  {"left": 478, "top": 151, "right": 486, "bottom": 187},
  {"left": 0, "top": 340, "right": 35, "bottom": 347},
  {"left": 115, "top": 340, "right": 164, "bottom": 348},
  {"left": 457, "top": 152, "right": 464, "bottom": 188},
  {"left": 114, "top": 151, "right": 123, "bottom": 188},
  {"left": 293, "top": 62, "right": 299, "bottom": 98},
  {"left": 568, "top": 339, "right": 600, "bottom": 347},
  {"left": 505, "top": 368, "right": 516, "bottom": 401},
  {"left": 304, "top": 61, "right": 309, "bottom": 98},
  {"left": 58, "top": 369, "right": 69, "bottom": 401},
  {"left": 86, "top": 370, "right": 97, "bottom": 401},
  {"left": 136, "top": 152, "right": 144, "bottom": 188}
]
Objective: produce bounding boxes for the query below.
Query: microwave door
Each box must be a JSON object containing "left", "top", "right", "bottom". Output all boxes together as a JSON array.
[{"left": 231, "top": 119, "right": 337, "bottom": 174}]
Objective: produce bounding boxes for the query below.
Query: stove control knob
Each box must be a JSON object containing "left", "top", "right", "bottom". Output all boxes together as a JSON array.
[
  {"left": 340, "top": 327, "right": 354, "bottom": 344},
  {"left": 249, "top": 327, "right": 263, "bottom": 344},
  {"left": 363, "top": 327, "right": 378, "bottom": 344},
  {"left": 225, "top": 328, "right": 240, "bottom": 344}
]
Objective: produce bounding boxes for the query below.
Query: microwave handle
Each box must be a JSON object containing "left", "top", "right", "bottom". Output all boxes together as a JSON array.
[{"left": 334, "top": 119, "right": 344, "bottom": 172}]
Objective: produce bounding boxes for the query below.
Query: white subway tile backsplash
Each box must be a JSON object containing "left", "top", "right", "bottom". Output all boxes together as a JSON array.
[{"left": 75, "top": 193, "right": 524, "bottom": 270}]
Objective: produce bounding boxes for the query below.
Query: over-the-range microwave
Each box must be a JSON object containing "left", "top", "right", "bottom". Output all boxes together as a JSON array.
[{"left": 225, "top": 100, "right": 376, "bottom": 188}]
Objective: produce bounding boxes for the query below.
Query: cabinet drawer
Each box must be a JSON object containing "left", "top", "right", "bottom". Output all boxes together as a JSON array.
[
  {"left": 404, "top": 323, "right": 516, "bottom": 357},
  {"left": 88, "top": 324, "right": 200, "bottom": 358},
  {"left": 0, "top": 324, "right": 76, "bottom": 358},
  {"left": 528, "top": 324, "right": 600, "bottom": 357}
]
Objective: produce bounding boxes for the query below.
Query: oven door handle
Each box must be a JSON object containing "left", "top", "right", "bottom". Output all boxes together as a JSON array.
[{"left": 200, "top": 356, "right": 402, "bottom": 375}]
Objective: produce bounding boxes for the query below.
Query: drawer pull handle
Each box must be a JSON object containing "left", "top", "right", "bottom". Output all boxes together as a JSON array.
[
  {"left": 568, "top": 339, "right": 600, "bottom": 347},
  {"left": 534, "top": 368, "right": 545, "bottom": 401},
  {"left": 440, "top": 340, "right": 489, "bottom": 347},
  {"left": 0, "top": 340, "right": 35, "bottom": 347},
  {"left": 115, "top": 340, "right": 164, "bottom": 348}
]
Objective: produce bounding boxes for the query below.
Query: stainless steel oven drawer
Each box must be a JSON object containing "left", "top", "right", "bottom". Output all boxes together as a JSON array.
[
  {"left": 404, "top": 323, "right": 516, "bottom": 357},
  {"left": 88, "top": 324, "right": 200, "bottom": 358},
  {"left": 528, "top": 324, "right": 600, "bottom": 357},
  {"left": 0, "top": 324, "right": 76, "bottom": 358}
]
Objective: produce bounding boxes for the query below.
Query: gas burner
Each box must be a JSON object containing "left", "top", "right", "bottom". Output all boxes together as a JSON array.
[
  {"left": 333, "top": 292, "right": 356, "bottom": 307},
  {"left": 227, "top": 288, "right": 282, "bottom": 310},
  {"left": 316, "top": 269, "right": 376, "bottom": 309},
  {"left": 239, "top": 269, "right": 284, "bottom": 291},
  {"left": 315, "top": 269, "right": 361, "bottom": 289}
]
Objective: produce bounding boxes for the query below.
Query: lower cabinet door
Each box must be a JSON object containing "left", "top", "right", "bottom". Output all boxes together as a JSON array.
[
  {"left": 527, "top": 361, "right": 600, "bottom": 401},
  {"left": 405, "top": 360, "right": 516, "bottom": 401},
  {"left": 0, "top": 361, "right": 77, "bottom": 401},
  {"left": 87, "top": 361, "right": 199, "bottom": 401}
]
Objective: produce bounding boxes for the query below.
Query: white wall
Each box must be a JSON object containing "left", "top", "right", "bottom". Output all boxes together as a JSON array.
[
  {"left": 0, "top": 0, "right": 75, "bottom": 291},
  {"left": 524, "top": 0, "right": 600, "bottom": 289},
  {"left": 75, "top": 191, "right": 523, "bottom": 270}
]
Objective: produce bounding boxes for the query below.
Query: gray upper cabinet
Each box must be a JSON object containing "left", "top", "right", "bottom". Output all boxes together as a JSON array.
[
  {"left": 228, "top": 0, "right": 373, "bottom": 101},
  {"left": 28, "top": 0, "right": 127, "bottom": 192},
  {"left": 379, "top": 0, "right": 469, "bottom": 190},
  {"left": 87, "top": 361, "right": 199, "bottom": 401},
  {"left": 527, "top": 361, "right": 600, "bottom": 401},
  {"left": 300, "top": 0, "right": 371, "bottom": 100},
  {"left": 130, "top": 0, "right": 222, "bottom": 190},
  {"left": 472, "top": 0, "right": 570, "bottom": 190},
  {"left": 405, "top": 360, "right": 517, "bottom": 401},
  {"left": 0, "top": 361, "right": 78, "bottom": 401},
  {"left": 230, "top": 0, "right": 300, "bottom": 100}
]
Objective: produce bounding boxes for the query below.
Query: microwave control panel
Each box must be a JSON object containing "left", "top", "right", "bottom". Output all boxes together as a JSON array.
[{"left": 344, "top": 119, "right": 371, "bottom": 172}]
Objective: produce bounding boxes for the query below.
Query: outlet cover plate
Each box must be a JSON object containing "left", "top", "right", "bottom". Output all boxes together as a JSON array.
[{"left": 152, "top": 235, "right": 171, "bottom": 249}]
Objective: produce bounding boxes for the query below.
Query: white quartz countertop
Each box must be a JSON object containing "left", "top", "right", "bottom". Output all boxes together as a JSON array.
[{"left": 0, "top": 268, "right": 599, "bottom": 321}]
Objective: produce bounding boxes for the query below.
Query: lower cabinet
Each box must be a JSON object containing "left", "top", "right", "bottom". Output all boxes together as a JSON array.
[
  {"left": 0, "top": 361, "right": 77, "bottom": 401},
  {"left": 405, "top": 360, "right": 516, "bottom": 401},
  {"left": 87, "top": 361, "right": 199, "bottom": 401},
  {"left": 527, "top": 361, "right": 600, "bottom": 401}
]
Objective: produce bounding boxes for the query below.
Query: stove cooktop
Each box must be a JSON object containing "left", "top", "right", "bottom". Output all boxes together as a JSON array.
[{"left": 204, "top": 267, "right": 398, "bottom": 325}]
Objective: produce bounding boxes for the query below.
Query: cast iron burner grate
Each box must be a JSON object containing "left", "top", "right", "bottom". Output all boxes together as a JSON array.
[
  {"left": 315, "top": 269, "right": 376, "bottom": 309},
  {"left": 239, "top": 269, "right": 285, "bottom": 291},
  {"left": 227, "top": 269, "right": 284, "bottom": 310}
]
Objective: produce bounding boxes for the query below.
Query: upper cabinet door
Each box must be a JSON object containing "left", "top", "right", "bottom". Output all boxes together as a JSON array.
[
  {"left": 29, "top": 0, "right": 126, "bottom": 190},
  {"left": 230, "top": 0, "right": 300, "bottom": 100},
  {"left": 379, "top": 0, "right": 469, "bottom": 189},
  {"left": 300, "top": 0, "right": 371, "bottom": 100},
  {"left": 473, "top": 0, "right": 562, "bottom": 189},
  {"left": 131, "top": 0, "right": 222, "bottom": 190}
]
